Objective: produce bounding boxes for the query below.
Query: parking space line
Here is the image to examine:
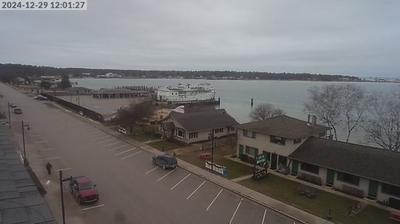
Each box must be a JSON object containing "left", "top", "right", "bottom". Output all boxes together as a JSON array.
[
  {"left": 114, "top": 148, "right": 136, "bottom": 156},
  {"left": 156, "top": 169, "right": 175, "bottom": 182},
  {"left": 229, "top": 198, "right": 242, "bottom": 224},
  {"left": 170, "top": 174, "right": 191, "bottom": 190},
  {"left": 206, "top": 188, "right": 223, "bottom": 211},
  {"left": 186, "top": 180, "right": 206, "bottom": 199},
  {"left": 261, "top": 208, "right": 267, "bottom": 224},
  {"left": 81, "top": 204, "right": 105, "bottom": 212},
  {"left": 145, "top": 167, "right": 158, "bottom": 175},
  {"left": 104, "top": 141, "right": 121, "bottom": 147},
  {"left": 108, "top": 144, "right": 129, "bottom": 151},
  {"left": 121, "top": 150, "right": 142, "bottom": 160}
]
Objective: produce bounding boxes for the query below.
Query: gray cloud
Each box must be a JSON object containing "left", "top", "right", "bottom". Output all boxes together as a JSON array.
[{"left": 0, "top": 0, "right": 399, "bottom": 77}]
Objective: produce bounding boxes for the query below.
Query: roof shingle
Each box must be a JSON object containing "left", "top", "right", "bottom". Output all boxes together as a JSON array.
[
  {"left": 236, "top": 115, "right": 329, "bottom": 139},
  {"left": 169, "top": 109, "right": 238, "bottom": 131},
  {"left": 289, "top": 137, "right": 400, "bottom": 186}
]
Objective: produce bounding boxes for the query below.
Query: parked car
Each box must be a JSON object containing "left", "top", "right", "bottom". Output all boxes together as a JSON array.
[
  {"left": 118, "top": 127, "right": 127, "bottom": 134},
  {"left": 152, "top": 154, "right": 177, "bottom": 169},
  {"left": 69, "top": 176, "right": 99, "bottom": 204},
  {"left": 34, "top": 95, "right": 48, "bottom": 101},
  {"left": 13, "top": 108, "right": 22, "bottom": 114}
]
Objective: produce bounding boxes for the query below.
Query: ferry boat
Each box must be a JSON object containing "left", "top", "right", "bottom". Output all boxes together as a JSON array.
[{"left": 156, "top": 83, "right": 216, "bottom": 103}]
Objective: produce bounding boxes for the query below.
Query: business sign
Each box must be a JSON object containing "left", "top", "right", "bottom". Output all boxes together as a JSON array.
[
  {"left": 256, "top": 154, "right": 267, "bottom": 166},
  {"left": 205, "top": 161, "right": 228, "bottom": 177}
]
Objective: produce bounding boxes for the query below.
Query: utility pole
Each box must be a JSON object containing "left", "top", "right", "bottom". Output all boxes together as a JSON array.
[
  {"left": 21, "top": 120, "right": 30, "bottom": 166},
  {"left": 7, "top": 102, "right": 11, "bottom": 128},
  {"left": 59, "top": 170, "right": 66, "bottom": 224},
  {"left": 211, "top": 128, "right": 214, "bottom": 173}
]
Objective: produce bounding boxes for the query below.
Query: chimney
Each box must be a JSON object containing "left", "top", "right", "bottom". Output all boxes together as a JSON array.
[
  {"left": 311, "top": 115, "right": 317, "bottom": 126},
  {"left": 307, "top": 114, "right": 311, "bottom": 123}
]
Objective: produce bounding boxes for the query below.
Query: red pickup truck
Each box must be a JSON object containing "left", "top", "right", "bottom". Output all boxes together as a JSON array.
[{"left": 69, "top": 176, "right": 99, "bottom": 204}]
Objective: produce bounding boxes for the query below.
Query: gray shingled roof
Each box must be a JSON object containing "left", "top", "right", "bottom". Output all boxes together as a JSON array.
[
  {"left": 236, "top": 115, "right": 330, "bottom": 139},
  {"left": 0, "top": 124, "right": 56, "bottom": 224},
  {"left": 169, "top": 109, "right": 238, "bottom": 131},
  {"left": 289, "top": 137, "right": 400, "bottom": 187}
]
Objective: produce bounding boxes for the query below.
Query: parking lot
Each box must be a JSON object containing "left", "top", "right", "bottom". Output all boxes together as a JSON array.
[{"left": 2, "top": 84, "right": 299, "bottom": 224}]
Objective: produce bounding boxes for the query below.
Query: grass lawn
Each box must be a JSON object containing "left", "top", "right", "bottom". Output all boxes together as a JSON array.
[
  {"left": 149, "top": 140, "right": 182, "bottom": 151},
  {"left": 177, "top": 144, "right": 252, "bottom": 179},
  {"left": 214, "top": 157, "right": 252, "bottom": 179},
  {"left": 240, "top": 174, "right": 395, "bottom": 224},
  {"left": 130, "top": 127, "right": 160, "bottom": 142}
]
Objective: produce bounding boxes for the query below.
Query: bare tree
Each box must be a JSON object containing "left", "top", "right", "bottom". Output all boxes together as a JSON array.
[
  {"left": 304, "top": 85, "right": 343, "bottom": 140},
  {"left": 341, "top": 85, "right": 367, "bottom": 142},
  {"left": 114, "top": 101, "right": 154, "bottom": 133},
  {"left": 249, "top": 103, "right": 285, "bottom": 121},
  {"left": 364, "top": 92, "right": 400, "bottom": 151}
]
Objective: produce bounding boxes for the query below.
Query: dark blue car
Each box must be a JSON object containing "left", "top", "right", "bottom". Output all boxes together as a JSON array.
[{"left": 152, "top": 154, "right": 177, "bottom": 170}]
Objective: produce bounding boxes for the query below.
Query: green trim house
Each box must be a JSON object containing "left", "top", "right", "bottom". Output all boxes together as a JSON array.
[{"left": 236, "top": 115, "right": 400, "bottom": 209}]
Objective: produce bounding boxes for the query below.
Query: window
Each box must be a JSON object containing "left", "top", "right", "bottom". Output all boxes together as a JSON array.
[
  {"left": 243, "top": 129, "right": 248, "bottom": 137},
  {"left": 214, "top": 128, "right": 224, "bottom": 134},
  {"left": 245, "top": 146, "right": 258, "bottom": 157},
  {"left": 270, "top": 135, "right": 286, "bottom": 145},
  {"left": 381, "top": 184, "right": 400, "bottom": 197},
  {"left": 294, "top": 138, "right": 302, "bottom": 144},
  {"left": 300, "top": 163, "right": 319, "bottom": 174},
  {"left": 243, "top": 129, "right": 255, "bottom": 138},
  {"left": 176, "top": 129, "right": 185, "bottom": 138},
  {"left": 228, "top": 127, "right": 235, "bottom": 132},
  {"left": 337, "top": 172, "right": 360, "bottom": 186},
  {"left": 251, "top": 131, "right": 256, "bottom": 138},
  {"left": 189, "top": 132, "right": 198, "bottom": 139}
]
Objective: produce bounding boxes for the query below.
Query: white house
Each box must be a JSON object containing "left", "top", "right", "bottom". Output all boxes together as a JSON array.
[
  {"left": 236, "top": 115, "right": 400, "bottom": 210},
  {"left": 161, "top": 109, "right": 238, "bottom": 144}
]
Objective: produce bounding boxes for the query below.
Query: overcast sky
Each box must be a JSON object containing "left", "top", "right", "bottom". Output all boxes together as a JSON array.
[{"left": 0, "top": 0, "right": 399, "bottom": 77}]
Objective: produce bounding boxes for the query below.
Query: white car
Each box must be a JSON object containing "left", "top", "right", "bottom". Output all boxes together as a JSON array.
[{"left": 118, "top": 127, "right": 127, "bottom": 134}]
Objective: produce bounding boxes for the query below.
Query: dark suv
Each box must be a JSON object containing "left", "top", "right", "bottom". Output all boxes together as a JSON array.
[
  {"left": 69, "top": 176, "right": 99, "bottom": 204},
  {"left": 152, "top": 154, "right": 177, "bottom": 170}
]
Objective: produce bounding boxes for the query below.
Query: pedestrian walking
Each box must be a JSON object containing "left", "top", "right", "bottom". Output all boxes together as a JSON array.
[{"left": 46, "top": 162, "right": 52, "bottom": 175}]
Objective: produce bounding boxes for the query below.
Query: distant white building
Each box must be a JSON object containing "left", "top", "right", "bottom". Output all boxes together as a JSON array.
[
  {"left": 96, "top": 73, "right": 123, "bottom": 78},
  {"left": 156, "top": 83, "right": 215, "bottom": 103}
]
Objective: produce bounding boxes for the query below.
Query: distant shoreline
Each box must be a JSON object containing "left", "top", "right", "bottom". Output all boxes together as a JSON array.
[{"left": 73, "top": 77, "right": 400, "bottom": 84}]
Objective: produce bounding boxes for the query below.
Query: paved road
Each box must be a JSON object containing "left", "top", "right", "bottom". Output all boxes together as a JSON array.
[{"left": 0, "top": 84, "right": 297, "bottom": 224}]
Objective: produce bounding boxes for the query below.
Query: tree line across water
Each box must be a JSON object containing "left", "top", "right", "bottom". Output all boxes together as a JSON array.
[{"left": 0, "top": 63, "right": 361, "bottom": 82}]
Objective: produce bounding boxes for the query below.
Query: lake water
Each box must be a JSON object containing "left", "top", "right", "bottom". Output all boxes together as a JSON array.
[{"left": 72, "top": 78, "right": 399, "bottom": 145}]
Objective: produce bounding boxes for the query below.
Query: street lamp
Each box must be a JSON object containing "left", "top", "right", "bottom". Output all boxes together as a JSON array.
[
  {"left": 7, "top": 102, "right": 12, "bottom": 128},
  {"left": 208, "top": 129, "right": 215, "bottom": 173},
  {"left": 21, "top": 120, "right": 30, "bottom": 166}
]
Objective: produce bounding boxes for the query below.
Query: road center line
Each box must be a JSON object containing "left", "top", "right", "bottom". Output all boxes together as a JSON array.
[
  {"left": 261, "top": 208, "right": 267, "bottom": 224},
  {"left": 156, "top": 169, "right": 175, "bottom": 182},
  {"left": 145, "top": 167, "right": 158, "bottom": 175},
  {"left": 114, "top": 148, "right": 136, "bottom": 156},
  {"left": 170, "top": 174, "right": 191, "bottom": 190},
  {"left": 186, "top": 180, "right": 206, "bottom": 199},
  {"left": 229, "top": 198, "right": 243, "bottom": 224},
  {"left": 81, "top": 204, "right": 105, "bottom": 212},
  {"left": 206, "top": 188, "right": 223, "bottom": 211},
  {"left": 121, "top": 150, "right": 142, "bottom": 160}
]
